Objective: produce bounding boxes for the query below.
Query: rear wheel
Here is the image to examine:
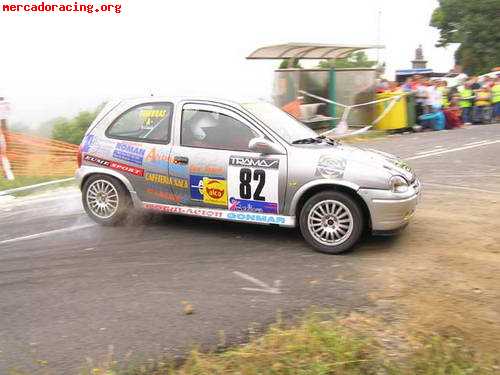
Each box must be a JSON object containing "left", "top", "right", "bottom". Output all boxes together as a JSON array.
[
  {"left": 82, "top": 175, "right": 130, "bottom": 225},
  {"left": 299, "top": 191, "right": 364, "bottom": 254}
]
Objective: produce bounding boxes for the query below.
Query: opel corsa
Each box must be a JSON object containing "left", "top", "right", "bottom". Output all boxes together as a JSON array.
[{"left": 76, "top": 97, "right": 421, "bottom": 254}]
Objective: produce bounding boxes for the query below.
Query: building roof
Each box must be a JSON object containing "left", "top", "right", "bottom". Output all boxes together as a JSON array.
[{"left": 246, "top": 42, "right": 384, "bottom": 60}]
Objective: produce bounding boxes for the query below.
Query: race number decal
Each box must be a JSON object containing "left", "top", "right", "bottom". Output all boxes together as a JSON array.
[{"left": 228, "top": 156, "right": 279, "bottom": 214}]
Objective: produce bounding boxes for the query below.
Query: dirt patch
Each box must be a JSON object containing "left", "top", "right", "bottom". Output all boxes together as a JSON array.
[{"left": 362, "top": 188, "right": 500, "bottom": 356}]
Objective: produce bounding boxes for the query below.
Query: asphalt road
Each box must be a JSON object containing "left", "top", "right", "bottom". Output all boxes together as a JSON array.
[{"left": 1, "top": 124, "right": 499, "bottom": 374}]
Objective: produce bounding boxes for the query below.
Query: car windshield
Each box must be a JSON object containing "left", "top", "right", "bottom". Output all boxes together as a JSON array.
[{"left": 242, "top": 101, "right": 318, "bottom": 144}]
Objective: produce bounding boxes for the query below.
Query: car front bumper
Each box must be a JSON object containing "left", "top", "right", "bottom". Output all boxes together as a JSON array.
[{"left": 359, "top": 180, "right": 421, "bottom": 233}]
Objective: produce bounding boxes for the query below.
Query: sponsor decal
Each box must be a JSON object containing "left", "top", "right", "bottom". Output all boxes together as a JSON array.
[
  {"left": 84, "top": 154, "right": 110, "bottom": 167},
  {"left": 81, "top": 134, "right": 95, "bottom": 153},
  {"left": 203, "top": 178, "right": 227, "bottom": 206},
  {"left": 145, "top": 188, "right": 181, "bottom": 203},
  {"left": 84, "top": 154, "right": 144, "bottom": 176},
  {"left": 226, "top": 212, "right": 286, "bottom": 225},
  {"left": 229, "top": 156, "right": 279, "bottom": 169},
  {"left": 82, "top": 135, "right": 115, "bottom": 158},
  {"left": 227, "top": 155, "right": 280, "bottom": 212},
  {"left": 144, "top": 148, "right": 187, "bottom": 174},
  {"left": 142, "top": 202, "right": 291, "bottom": 225},
  {"left": 190, "top": 165, "right": 225, "bottom": 175},
  {"left": 144, "top": 203, "right": 223, "bottom": 218},
  {"left": 315, "top": 155, "right": 346, "bottom": 179},
  {"left": 140, "top": 108, "right": 168, "bottom": 129},
  {"left": 189, "top": 175, "right": 227, "bottom": 206},
  {"left": 113, "top": 142, "right": 146, "bottom": 165},
  {"left": 145, "top": 172, "right": 187, "bottom": 188},
  {"left": 189, "top": 175, "right": 204, "bottom": 200},
  {"left": 228, "top": 197, "right": 278, "bottom": 214}
]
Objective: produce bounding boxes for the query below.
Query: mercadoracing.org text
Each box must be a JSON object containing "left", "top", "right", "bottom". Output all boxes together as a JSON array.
[{"left": 2, "top": 1, "right": 122, "bottom": 14}]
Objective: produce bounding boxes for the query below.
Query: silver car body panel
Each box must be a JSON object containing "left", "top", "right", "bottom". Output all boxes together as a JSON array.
[{"left": 76, "top": 96, "right": 420, "bottom": 232}]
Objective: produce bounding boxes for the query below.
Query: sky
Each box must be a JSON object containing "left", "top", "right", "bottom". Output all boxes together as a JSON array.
[{"left": 0, "top": 0, "right": 458, "bottom": 125}]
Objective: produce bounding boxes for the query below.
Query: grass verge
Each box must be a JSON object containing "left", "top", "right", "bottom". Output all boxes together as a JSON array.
[
  {"left": 0, "top": 176, "right": 76, "bottom": 197},
  {"left": 74, "top": 312, "right": 496, "bottom": 375}
]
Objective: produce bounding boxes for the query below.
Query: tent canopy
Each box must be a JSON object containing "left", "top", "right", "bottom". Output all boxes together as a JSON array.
[{"left": 246, "top": 42, "right": 384, "bottom": 60}]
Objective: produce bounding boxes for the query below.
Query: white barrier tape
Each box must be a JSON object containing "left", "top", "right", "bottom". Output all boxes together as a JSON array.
[
  {"left": 306, "top": 90, "right": 402, "bottom": 138},
  {"left": 298, "top": 90, "right": 349, "bottom": 108},
  {"left": 299, "top": 90, "right": 405, "bottom": 108},
  {"left": 0, "top": 177, "right": 75, "bottom": 196}
]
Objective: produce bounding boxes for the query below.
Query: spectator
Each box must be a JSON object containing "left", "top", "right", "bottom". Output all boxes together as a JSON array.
[
  {"left": 472, "top": 87, "right": 491, "bottom": 124},
  {"left": 415, "top": 77, "right": 428, "bottom": 119},
  {"left": 492, "top": 76, "right": 500, "bottom": 122},
  {"left": 459, "top": 82, "right": 474, "bottom": 125},
  {"left": 437, "top": 80, "right": 450, "bottom": 108}
]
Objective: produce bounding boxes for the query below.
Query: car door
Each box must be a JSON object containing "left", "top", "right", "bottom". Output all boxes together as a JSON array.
[
  {"left": 168, "top": 102, "right": 288, "bottom": 215},
  {"left": 103, "top": 101, "right": 177, "bottom": 205}
]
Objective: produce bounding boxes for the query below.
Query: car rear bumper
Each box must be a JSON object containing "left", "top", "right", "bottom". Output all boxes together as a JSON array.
[{"left": 359, "top": 182, "right": 421, "bottom": 233}]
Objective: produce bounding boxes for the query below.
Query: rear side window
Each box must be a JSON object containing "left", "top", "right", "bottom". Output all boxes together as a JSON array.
[{"left": 106, "top": 103, "right": 173, "bottom": 143}]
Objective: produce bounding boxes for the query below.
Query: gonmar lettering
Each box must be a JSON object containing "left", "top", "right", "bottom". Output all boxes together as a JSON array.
[
  {"left": 229, "top": 156, "right": 279, "bottom": 169},
  {"left": 144, "top": 203, "right": 223, "bottom": 218},
  {"left": 145, "top": 173, "right": 188, "bottom": 188},
  {"left": 84, "top": 154, "right": 144, "bottom": 176},
  {"left": 227, "top": 212, "right": 286, "bottom": 224},
  {"left": 145, "top": 188, "right": 181, "bottom": 203}
]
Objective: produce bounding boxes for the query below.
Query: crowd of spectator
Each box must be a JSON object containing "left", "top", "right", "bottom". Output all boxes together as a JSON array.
[{"left": 376, "top": 74, "right": 500, "bottom": 131}]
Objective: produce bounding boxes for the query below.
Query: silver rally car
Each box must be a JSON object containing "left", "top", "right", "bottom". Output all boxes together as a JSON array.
[{"left": 76, "top": 97, "right": 420, "bottom": 254}]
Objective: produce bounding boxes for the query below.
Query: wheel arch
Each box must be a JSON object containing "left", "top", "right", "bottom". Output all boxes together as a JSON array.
[
  {"left": 79, "top": 167, "right": 138, "bottom": 206},
  {"left": 291, "top": 181, "right": 372, "bottom": 231}
]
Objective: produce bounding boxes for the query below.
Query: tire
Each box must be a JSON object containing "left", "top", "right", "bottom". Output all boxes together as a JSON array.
[
  {"left": 299, "top": 190, "right": 364, "bottom": 254},
  {"left": 82, "top": 174, "right": 131, "bottom": 225}
]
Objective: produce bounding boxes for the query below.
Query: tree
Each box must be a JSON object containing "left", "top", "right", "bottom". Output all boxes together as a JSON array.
[
  {"left": 430, "top": 0, "right": 500, "bottom": 75},
  {"left": 278, "top": 58, "right": 303, "bottom": 69},
  {"left": 317, "top": 51, "right": 377, "bottom": 69},
  {"left": 52, "top": 106, "right": 102, "bottom": 144}
]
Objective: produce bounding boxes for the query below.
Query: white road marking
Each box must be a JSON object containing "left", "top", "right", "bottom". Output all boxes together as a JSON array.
[
  {"left": 0, "top": 223, "right": 97, "bottom": 245},
  {"left": 415, "top": 148, "right": 447, "bottom": 155},
  {"left": 233, "top": 271, "right": 282, "bottom": 294},
  {"left": 406, "top": 140, "right": 500, "bottom": 160},
  {"left": 424, "top": 182, "right": 500, "bottom": 194},
  {"left": 464, "top": 140, "right": 490, "bottom": 146}
]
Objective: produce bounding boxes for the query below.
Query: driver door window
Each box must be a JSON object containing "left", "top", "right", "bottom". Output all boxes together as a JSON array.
[{"left": 181, "top": 109, "right": 258, "bottom": 151}]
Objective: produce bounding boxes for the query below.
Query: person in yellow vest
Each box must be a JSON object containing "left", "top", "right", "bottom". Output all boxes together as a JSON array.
[
  {"left": 493, "top": 76, "right": 500, "bottom": 122},
  {"left": 459, "top": 82, "right": 474, "bottom": 125},
  {"left": 472, "top": 87, "right": 492, "bottom": 124},
  {"left": 437, "top": 81, "right": 450, "bottom": 108}
]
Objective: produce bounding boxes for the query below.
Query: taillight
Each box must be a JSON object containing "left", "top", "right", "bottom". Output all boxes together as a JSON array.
[{"left": 77, "top": 146, "right": 83, "bottom": 168}]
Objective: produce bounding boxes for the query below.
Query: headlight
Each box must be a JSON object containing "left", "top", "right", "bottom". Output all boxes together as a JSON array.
[{"left": 389, "top": 175, "right": 409, "bottom": 193}]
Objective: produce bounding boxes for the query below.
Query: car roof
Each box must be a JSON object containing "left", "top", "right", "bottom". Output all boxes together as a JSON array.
[{"left": 114, "top": 96, "right": 262, "bottom": 109}]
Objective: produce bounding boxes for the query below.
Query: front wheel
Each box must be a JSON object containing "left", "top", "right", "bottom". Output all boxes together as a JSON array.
[
  {"left": 299, "top": 191, "right": 364, "bottom": 254},
  {"left": 82, "top": 174, "right": 130, "bottom": 225}
]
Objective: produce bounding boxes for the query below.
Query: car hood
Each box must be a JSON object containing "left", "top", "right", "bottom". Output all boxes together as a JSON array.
[
  {"left": 344, "top": 144, "right": 414, "bottom": 182},
  {"left": 295, "top": 142, "right": 415, "bottom": 188}
]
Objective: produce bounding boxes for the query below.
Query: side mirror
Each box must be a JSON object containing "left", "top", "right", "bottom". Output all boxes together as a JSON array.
[{"left": 248, "top": 138, "right": 284, "bottom": 155}]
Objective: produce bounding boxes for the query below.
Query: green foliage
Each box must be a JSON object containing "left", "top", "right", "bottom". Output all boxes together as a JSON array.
[
  {"left": 50, "top": 103, "right": 105, "bottom": 145},
  {"left": 430, "top": 0, "right": 500, "bottom": 75},
  {"left": 51, "top": 109, "right": 100, "bottom": 145},
  {"left": 77, "top": 312, "right": 496, "bottom": 375},
  {"left": 278, "top": 58, "right": 303, "bottom": 69},
  {"left": 317, "top": 51, "right": 377, "bottom": 69}
]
